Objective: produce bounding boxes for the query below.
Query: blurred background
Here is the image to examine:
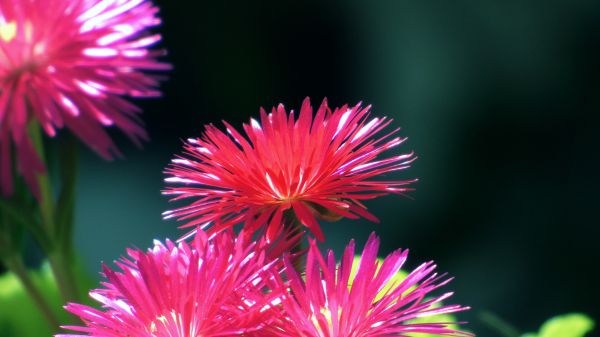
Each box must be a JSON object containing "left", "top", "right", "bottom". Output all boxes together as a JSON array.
[{"left": 16, "top": 0, "right": 600, "bottom": 336}]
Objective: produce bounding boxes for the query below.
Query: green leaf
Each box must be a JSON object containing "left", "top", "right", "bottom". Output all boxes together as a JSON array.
[
  {"left": 0, "top": 265, "right": 66, "bottom": 336},
  {"left": 0, "top": 261, "right": 96, "bottom": 337},
  {"left": 522, "top": 313, "right": 595, "bottom": 337}
]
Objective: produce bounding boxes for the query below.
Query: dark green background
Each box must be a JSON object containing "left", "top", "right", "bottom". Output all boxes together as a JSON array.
[{"left": 28, "top": 1, "right": 600, "bottom": 336}]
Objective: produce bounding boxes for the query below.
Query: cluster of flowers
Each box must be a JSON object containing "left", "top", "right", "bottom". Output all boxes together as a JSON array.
[
  {"left": 58, "top": 99, "right": 471, "bottom": 336},
  {"left": 1, "top": 0, "right": 471, "bottom": 335},
  {"left": 59, "top": 229, "right": 470, "bottom": 337}
]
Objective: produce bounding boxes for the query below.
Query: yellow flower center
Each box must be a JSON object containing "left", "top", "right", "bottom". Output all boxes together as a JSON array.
[
  {"left": 148, "top": 310, "right": 200, "bottom": 337},
  {"left": 0, "top": 20, "right": 48, "bottom": 81},
  {"left": 310, "top": 306, "right": 342, "bottom": 337},
  {"left": 0, "top": 21, "right": 17, "bottom": 42}
]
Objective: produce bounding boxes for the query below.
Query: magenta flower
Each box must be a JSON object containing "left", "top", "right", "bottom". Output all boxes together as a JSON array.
[
  {"left": 270, "top": 233, "right": 472, "bottom": 337},
  {"left": 0, "top": 0, "right": 170, "bottom": 197},
  {"left": 57, "top": 230, "right": 285, "bottom": 337},
  {"left": 164, "top": 98, "right": 416, "bottom": 241}
]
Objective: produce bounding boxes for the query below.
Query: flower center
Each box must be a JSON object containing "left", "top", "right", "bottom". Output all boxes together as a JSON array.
[
  {"left": 0, "top": 20, "right": 49, "bottom": 82},
  {"left": 148, "top": 310, "right": 200, "bottom": 337},
  {"left": 0, "top": 21, "right": 17, "bottom": 42},
  {"left": 310, "top": 306, "right": 341, "bottom": 337}
]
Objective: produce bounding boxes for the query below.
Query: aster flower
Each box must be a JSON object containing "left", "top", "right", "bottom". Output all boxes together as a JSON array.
[
  {"left": 270, "top": 232, "right": 472, "bottom": 337},
  {"left": 57, "top": 230, "right": 285, "bottom": 337},
  {"left": 164, "top": 98, "right": 416, "bottom": 241},
  {"left": 0, "top": 0, "right": 170, "bottom": 197}
]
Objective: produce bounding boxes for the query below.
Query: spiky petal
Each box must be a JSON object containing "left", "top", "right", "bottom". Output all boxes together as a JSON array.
[
  {"left": 57, "top": 230, "right": 284, "bottom": 337},
  {"left": 271, "top": 232, "right": 472, "bottom": 337},
  {"left": 0, "top": 0, "right": 170, "bottom": 198},
  {"left": 163, "top": 98, "right": 416, "bottom": 241}
]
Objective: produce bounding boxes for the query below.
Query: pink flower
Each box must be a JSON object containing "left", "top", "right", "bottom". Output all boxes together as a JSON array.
[
  {"left": 57, "top": 230, "right": 286, "bottom": 337},
  {"left": 270, "top": 233, "right": 472, "bottom": 337},
  {"left": 163, "top": 98, "right": 416, "bottom": 241},
  {"left": 0, "top": 0, "right": 170, "bottom": 198}
]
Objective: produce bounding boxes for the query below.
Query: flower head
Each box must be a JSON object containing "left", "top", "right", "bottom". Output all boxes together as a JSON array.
[
  {"left": 0, "top": 0, "right": 170, "bottom": 197},
  {"left": 270, "top": 232, "right": 471, "bottom": 337},
  {"left": 164, "top": 98, "right": 416, "bottom": 241},
  {"left": 57, "top": 230, "right": 285, "bottom": 337}
]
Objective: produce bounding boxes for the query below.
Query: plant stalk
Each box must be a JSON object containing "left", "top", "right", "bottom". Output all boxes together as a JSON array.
[
  {"left": 29, "top": 122, "right": 82, "bottom": 304},
  {"left": 47, "top": 250, "right": 80, "bottom": 304}
]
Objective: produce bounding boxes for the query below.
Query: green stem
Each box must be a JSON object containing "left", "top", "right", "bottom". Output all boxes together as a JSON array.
[
  {"left": 0, "top": 197, "right": 52, "bottom": 253},
  {"left": 29, "top": 123, "right": 81, "bottom": 305},
  {"left": 55, "top": 136, "right": 78, "bottom": 251},
  {"left": 28, "top": 121, "right": 55, "bottom": 234},
  {"left": 47, "top": 250, "right": 80, "bottom": 304},
  {"left": 480, "top": 311, "right": 522, "bottom": 337},
  {"left": 283, "top": 210, "right": 305, "bottom": 272},
  {"left": 2, "top": 255, "right": 60, "bottom": 331}
]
